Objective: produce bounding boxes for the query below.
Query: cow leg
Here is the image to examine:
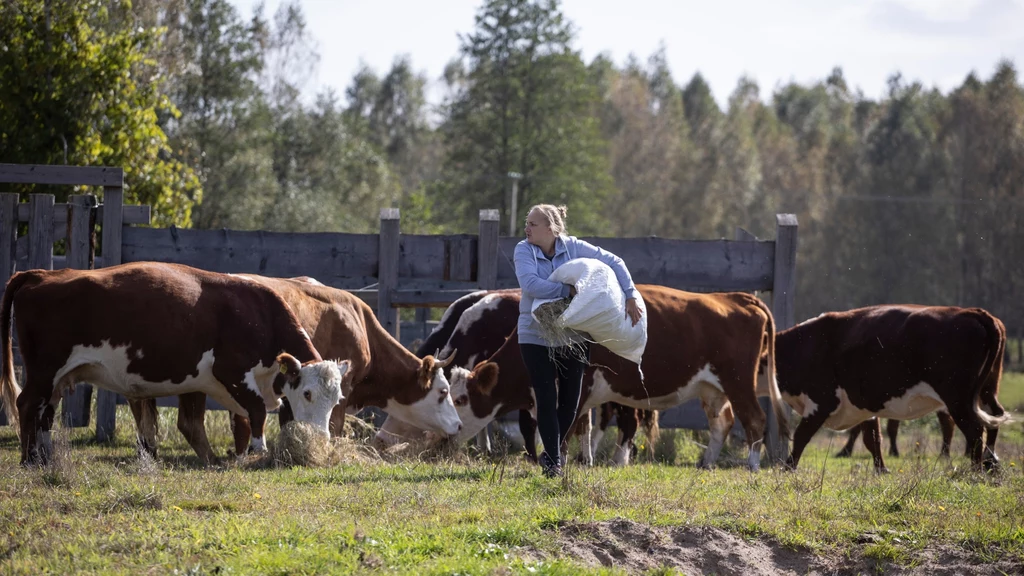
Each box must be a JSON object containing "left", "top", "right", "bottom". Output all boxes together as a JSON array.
[
  {"left": 573, "top": 408, "right": 594, "bottom": 466},
  {"left": 937, "top": 411, "right": 955, "bottom": 458},
  {"left": 786, "top": 408, "right": 831, "bottom": 471},
  {"left": 476, "top": 425, "right": 493, "bottom": 454},
  {"left": 128, "top": 398, "right": 159, "bottom": 459},
  {"left": 836, "top": 426, "right": 860, "bottom": 458},
  {"left": 17, "top": 375, "right": 56, "bottom": 466},
  {"left": 698, "top": 398, "right": 734, "bottom": 470},
  {"left": 947, "top": 405, "right": 989, "bottom": 470},
  {"left": 230, "top": 414, "right": 251, "bottom": 458},
  {"left": 862, "top": 418, "right": 888, "bottom": 473},
  {"left": 176, "top": 392, "right": 218, "bottom": 465},
  {"left": 278, "top": 397, "right": 294, "bottom": 429},
  {"left": 612, "top": 405, "right": 639, "bottom": 467},
  {"left": 518, "top": 410, "right": 539, "bottom": 463},
  {"left": 213, "top": 364, "right": 269, "bottom": 455},
  {"left": 886, "top": 419, "right": 901, "bottom": 458}
]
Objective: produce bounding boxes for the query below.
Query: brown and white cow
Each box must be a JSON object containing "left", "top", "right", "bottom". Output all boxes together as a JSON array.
[
  {"left": 397, "top": 285, "right": 788, "bottom": 471},
  {"left": 381, "top": 289, "right": 657, "bottom": 465},
  {"left": 0, "top": 263, "right": 347, "bottom": 465},
  {"left": 774, "top": 305, "right": 1010, "bottom": 472},
  {"left": 129, "top": 274, "right": 463, "bottom": 463}
]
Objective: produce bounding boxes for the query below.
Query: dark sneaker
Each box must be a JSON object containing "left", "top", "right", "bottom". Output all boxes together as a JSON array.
[{"left": 539, "top": 451, "right": 562, "bottom": 478}]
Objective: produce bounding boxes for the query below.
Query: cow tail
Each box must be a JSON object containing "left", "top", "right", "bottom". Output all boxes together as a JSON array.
[
  {"left": 753, "top": 297, "right": 789, "bottom": 440},
  {"left": 640, "top": 409, "right": 660, "bottom": 446},
  {"left": 1, "top": 272, "right": 27, "bottom": 434},
  {"left": 972, "top": 310, "right": 1010, "bottom": 429}
]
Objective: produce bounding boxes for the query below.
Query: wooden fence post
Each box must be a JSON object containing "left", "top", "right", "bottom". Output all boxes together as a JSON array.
[
  {"left": 95, "top": 181, "right": 124, "bottom": 441},
  {"left": 478, "top": 209, "right": 500, "bottom": 290},
  {"left": 767, "top": 213, "right": 798, "bottom": 464},
  {"left": 61, "top": 194, "right": 97, "bottom": 428},
  {"left": 378, "top": 208, "right": 401, "bottom": 338},
  {"left": 0, "top": 193, "right": 15, "bottom": 426},
  {"left": 28, "top": 194, "right": 54, "bottom": 271}
]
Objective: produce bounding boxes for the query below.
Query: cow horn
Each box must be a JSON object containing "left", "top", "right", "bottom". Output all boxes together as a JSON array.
[{"left": 437, "top": 348, "right": 458, "bottom": 369}]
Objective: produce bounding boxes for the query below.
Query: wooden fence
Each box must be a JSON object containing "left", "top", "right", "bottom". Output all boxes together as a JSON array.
[{"left": 0, "top": 163, "right": 798, "bottom": 460}]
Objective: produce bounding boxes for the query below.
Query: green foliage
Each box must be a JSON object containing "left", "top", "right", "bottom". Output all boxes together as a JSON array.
[
  {"left": 0, "top": 0, "right": 200, "bottom": 226},
  {"left": 437, "top": 0, "right": 613, "bottom": 234}
]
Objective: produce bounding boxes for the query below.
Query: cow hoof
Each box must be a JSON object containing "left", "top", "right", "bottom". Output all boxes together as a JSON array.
[
  {"left": 875, "top": 466, "right": 890, "bottom": 474},
  {"left": 835, "top": 449, "right": 853, "bottom": 458},
  {"left": 697, "top": 461, "right": 714, "bottom": 471}
]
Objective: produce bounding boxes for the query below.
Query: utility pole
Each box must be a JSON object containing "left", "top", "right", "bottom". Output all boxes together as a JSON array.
[{"left": 508, "top": 172, "right": 522, "bottom": 236}]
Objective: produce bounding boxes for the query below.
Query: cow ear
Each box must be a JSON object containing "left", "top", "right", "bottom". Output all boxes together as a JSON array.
[
  {"left": 276, "top": 353, "right": 302, "bottom": 388},
  {"left": 419, "top": 356, "right": 436, "bottom": 389},
  {"left": 473, "top": 362, "right": 500, "bottom": 396}
]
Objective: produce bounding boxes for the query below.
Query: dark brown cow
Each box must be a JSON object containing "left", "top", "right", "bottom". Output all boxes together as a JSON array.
[
  {"left": 129, "top": 275, "right": 462, "bottom": 463},
  {"left": 836, "top": 412, "right": 957, "bottom": 459},
  {"left": 774, "top": 305, "right": 1009, "bottom": 472},
  {"left": 0, "top": 263, "right": 346, "bottom": 465},
  {"left": 419, "top": 285, "right": 787, "bottom": 471}
]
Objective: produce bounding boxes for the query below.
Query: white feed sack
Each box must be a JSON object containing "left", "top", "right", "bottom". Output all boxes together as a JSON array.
[{"left": 531, "top": 258, "right": 648, "bottom": 367}]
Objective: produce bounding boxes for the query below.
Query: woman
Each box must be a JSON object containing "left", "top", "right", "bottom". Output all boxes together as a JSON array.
[{"left": 514, "top": 204, "right": 643, "bottom": 477}]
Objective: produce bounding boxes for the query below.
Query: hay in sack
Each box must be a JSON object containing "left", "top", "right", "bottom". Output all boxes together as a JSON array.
[{"left": 531, "top": 258, "right": 648, "bottom": 372}]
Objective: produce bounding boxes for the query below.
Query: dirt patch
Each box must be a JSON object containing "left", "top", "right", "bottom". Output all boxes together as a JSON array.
[{"left": 517, "top": 518, "right": 1023, "bottom": 575}]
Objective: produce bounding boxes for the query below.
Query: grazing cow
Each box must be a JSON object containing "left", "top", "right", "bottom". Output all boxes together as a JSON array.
[
  {"left": 129, "top": 275, "right": 463, "bottom": 463},
  {"left": 412, "top": 285, "right": 787, "bottom": 471},
  {"left": 0, "top": 263, "right": 346, "bottom": 465},
  {"left": 381, "top": 289, "right": 656, "bottom": 465},
  {"left": 774, "top": 305, "right": 1009, "bottom": 472},
  {"left": 836, "top": 412, "right": 957, "bottom": 459}
]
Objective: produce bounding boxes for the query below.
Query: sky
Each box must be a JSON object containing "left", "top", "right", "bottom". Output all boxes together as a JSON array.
[{"left": 229, "top": 0, "right": 1024, "bottom": 109}]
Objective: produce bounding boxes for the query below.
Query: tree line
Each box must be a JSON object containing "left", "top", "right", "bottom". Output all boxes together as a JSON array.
[{"left": 2, "top": 0, "right": 1023, "bottom": 345}]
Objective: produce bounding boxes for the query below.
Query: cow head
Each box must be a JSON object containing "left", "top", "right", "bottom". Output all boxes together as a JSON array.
[
  {"left": 447, "top": 361, "right": 503, "bottom": 442},
  {"left": 382, "top": 350, "right": 463, "bottom": 437},
  {"left": 275, "top": 354, "right": 349, "bottom": 436}
]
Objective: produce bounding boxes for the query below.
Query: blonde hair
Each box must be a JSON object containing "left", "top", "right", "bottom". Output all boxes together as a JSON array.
[{"left": 529, "top": 204, "right": 568, "bottom": 236}]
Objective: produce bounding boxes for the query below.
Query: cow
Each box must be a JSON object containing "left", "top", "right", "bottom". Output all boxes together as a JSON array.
[
  {"left": 774, "top": 305, "right": 1010, "bottom": 472},
  {"left": 0, "top": 263, "right": 347, "bottom": 465},
  {"left": 381, "top": 289, "right": 658, "bottom": 466},
  {"left": 836, "top": 412, "right": 957, "bottom": 459},
  {"left": 127, "top": 275, "right": 463, "bottom": 463},
  {"left": 393, "top": 285, "right": 787, "bottom": 471}
]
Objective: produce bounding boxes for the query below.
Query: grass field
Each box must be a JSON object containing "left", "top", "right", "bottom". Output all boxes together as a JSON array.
[{"left": 0, "top": 376, "right": 1022, "bottom": 575}]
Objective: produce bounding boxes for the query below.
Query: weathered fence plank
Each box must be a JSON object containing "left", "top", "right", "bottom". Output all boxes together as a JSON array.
[
  {"left": 378, "top": 209, "right": 401, "bottom": 337},
  {"left": 27, "top": 195, "right": 54, "bottom": 271},
  {"left": 478, "top": 210, "right": 500, "bottom": 290},
  {"left": 96, "top": 183, "right": 125, "bottom": 442},
  {"left": 767, "top": 214, "right": 798, "bottom": 464},
  {"left": 61, "top": 195, "right": 97, "bottom": 427},
  {"left": 0, "top": 194, "right": 17, "bottom": 292},
  {"left": 0, "top": 163, "right": 123, "bottom": 187},
  {"left": 18, "top": 203, "right": 148, "bottom": 225},
  {"left": 496, "top": 237, "right": 775, "bottom": 292}
]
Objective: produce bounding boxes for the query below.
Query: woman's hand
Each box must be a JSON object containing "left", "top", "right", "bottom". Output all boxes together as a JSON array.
[{"left": 625, "top": 298, "right": 642, "bottom": 327}]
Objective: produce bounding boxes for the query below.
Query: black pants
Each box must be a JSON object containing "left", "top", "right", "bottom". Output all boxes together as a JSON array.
[{"left": 520, "top": 343, "right": 590, "bottom": 464}]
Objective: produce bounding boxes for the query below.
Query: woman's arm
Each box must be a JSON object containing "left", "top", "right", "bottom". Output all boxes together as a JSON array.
[
  {"left": 514, "top": 242, "right": 572, "bottom": 300},
  {"left": 571, "top": 238, "right": 640, "bottom": 301}
]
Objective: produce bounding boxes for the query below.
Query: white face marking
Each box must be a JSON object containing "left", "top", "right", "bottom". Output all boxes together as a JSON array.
[
  {"left": 443, "top": 366, "right": 501, "bottom": 443},
  {"left": 280, "top": 361, "right": 347, "bottom": 436},
  {"left": 51, "top": 342, "right": 247, "bottom": 415},
  {"left": 382, "top": 368, "right": 462, "bottom": 436}
]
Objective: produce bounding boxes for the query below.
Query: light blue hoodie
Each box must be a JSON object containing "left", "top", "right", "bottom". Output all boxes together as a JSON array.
[{"left": 514, "top": 236, "right": 640, "bottom": 347}]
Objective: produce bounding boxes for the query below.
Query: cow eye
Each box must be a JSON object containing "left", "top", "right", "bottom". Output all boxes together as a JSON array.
[
  {"left": 439, "top": 388, "right": 448, "bottom": 398},
  {"left": 303, "top": 390, "right": 312, "bottom": 402},
  {"left": 454, "top": 395, "right": 468, "bottom": 407}
]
